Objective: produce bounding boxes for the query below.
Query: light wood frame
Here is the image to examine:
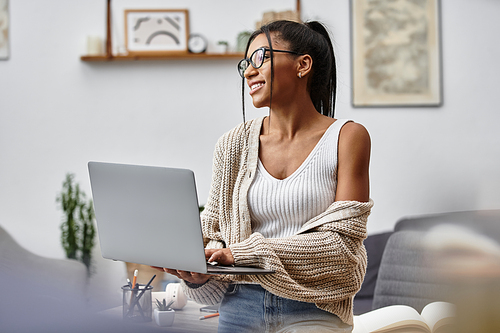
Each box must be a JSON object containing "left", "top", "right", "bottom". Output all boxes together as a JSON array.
[
  {"left": 351, "top": 0, "right": 442, "bottom": 107},
  {"left": 124, "top": 9, "right": 189, "bottom": 55},
  {"left": 0, "top": 0, "right": 9, "bottom": 60}
]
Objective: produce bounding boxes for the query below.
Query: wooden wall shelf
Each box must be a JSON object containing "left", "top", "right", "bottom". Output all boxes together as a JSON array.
[
  {"left": 83, "top": 0, "right": 301, "bottom": 63},
  {"left": 80, "top": 52, "right": 244, "bottom": 62}
]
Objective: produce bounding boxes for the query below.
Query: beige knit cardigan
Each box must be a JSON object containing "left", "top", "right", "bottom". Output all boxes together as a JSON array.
[{"left": 181, "top": 117, "right": 373, "bottom": 325}]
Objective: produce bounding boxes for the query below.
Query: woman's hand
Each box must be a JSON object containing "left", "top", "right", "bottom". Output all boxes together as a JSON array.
[
  {"left": 148, "top": 247, "right": 234, "bottom": 285},
  {"left": 150, "top": 265, "right": 210, "bottom": 284},
  {"left": 163, "top": 269, "right": 211, "bottom": 285},
  {"left": 205, "top": 248, "right": 234, "bottom": 266}
]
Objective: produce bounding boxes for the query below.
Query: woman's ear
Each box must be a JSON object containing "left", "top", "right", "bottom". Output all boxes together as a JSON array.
[{"left": 297, "top": 54, "right": 313, "bottom": 78}]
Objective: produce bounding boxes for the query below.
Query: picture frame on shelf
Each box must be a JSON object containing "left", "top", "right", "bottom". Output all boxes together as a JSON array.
[
  {"left": 0, "top": 0, "right": 9, "bottom": 60},
  {"left": 124, "top": 9, "right": 189, "bottom": 55},
  {"left": 351, "top": 0, "right": 442, "bottom": 107}
]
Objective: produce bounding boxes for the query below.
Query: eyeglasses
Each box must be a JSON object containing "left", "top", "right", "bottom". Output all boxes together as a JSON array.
[{"left": 237, "top": 47, "right": 304, "bottom": 78}]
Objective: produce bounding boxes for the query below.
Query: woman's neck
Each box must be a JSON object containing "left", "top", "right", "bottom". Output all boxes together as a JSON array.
[{"left": 263, "top": 100, "right": 331, "bottom": 138}]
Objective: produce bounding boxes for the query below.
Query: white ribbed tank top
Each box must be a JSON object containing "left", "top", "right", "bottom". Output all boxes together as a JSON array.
[{"left": 248, "top": 119, "right": 351, "bottom": 238}]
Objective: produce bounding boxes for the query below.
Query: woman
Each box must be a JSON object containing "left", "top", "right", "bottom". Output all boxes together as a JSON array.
[{"left": 162, "top": 20, "right": 372, "bottom": 332}]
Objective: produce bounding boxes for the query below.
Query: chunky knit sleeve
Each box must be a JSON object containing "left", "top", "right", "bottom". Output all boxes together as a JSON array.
[
  {"left": 180, "top": 279, "right": 230, "bottom": 306},
  {"left": 228, "top": 199, "right": 373, "bottom": 325}
]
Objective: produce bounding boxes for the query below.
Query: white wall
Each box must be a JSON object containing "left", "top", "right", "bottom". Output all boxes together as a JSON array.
[{"left": 1, "top": 0, "right": 499, "bottom": 262}]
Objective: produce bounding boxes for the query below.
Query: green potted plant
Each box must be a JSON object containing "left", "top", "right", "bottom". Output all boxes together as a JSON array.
[
  {"left": 56, "top": 173, "right": 95, "bottom": 276},
  {"left": 215, "top": 40, "right": 228, "bottom": 53},
  {"left": 154, "top": 298, "right": 175, "bottom": 327}
]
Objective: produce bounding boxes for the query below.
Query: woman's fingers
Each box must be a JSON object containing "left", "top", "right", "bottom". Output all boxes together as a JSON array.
[
  {"left": 151, "top": 266, "right": 165, "bottom": 272},
  {"left": 178, "top": 270, "right": 210, "bottom": 284},
  {"left": 163, "top": 268, "right": 210, "bottom": 285},
  {"left": 163, "top": 268, "right": 181, "bottom": 279},
  {"left": 205, "top": 248, "right": 234, "bottom": 265}
]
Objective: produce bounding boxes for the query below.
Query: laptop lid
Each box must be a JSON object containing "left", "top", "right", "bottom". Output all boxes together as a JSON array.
[{"left": 88, "top": 162, "right": 274, "bottom": 275}]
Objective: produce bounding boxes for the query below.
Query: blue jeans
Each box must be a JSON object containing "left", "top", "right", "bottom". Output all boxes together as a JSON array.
[{"left": 218, "top": 284, "right": 352, "bottom": 333}]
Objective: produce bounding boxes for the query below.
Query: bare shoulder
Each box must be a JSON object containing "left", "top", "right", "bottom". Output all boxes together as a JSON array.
[
  {"left": 338, "top": 122, "right": 371, "bottom": 149},
  {"left": 335, "top": 122, "right": 371, "bottom": 202}
]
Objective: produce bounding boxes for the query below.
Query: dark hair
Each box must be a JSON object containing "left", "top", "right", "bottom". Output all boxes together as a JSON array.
[{"left": 241, "top": 20, "right": 337, "bottom": 120}]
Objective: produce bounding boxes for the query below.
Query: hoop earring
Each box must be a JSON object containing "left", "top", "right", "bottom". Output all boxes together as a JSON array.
[{"left": 298, "top": 72, "right": 302, "bottom": 79}]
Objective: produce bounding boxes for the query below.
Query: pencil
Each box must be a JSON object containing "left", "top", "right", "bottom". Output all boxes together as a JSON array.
[
  {"left": 131, "top": 269, "right": 138, "bottom": 289},
  {"left": 199, "top": 313, "right": 220, "bottom": 320},
  {"left": 129, "top": 269, "right": 138, "bottom": 309}
]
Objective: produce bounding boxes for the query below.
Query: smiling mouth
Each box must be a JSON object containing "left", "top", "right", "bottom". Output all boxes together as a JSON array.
[{"left": 250, "top": 82, "right": 264, "bottom": 94}]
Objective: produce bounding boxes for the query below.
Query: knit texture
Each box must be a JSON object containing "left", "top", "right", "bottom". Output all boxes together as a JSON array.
[{"left": 181, "top": 117, "right": 373, "bottom": 325}]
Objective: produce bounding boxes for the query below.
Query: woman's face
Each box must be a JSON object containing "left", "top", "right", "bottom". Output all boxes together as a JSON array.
[{"left": 244, "top": 33, "right": 300, "bottom": 109}]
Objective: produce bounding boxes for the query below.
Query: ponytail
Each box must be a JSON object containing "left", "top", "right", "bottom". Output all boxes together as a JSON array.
[{"left": 304, "top": 21, "right": 337, "bottom": 118}]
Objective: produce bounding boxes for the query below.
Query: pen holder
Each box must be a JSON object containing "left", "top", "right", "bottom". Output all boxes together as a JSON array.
[{"left": 122, "top": 284, "right": 153, "bottom": 322}]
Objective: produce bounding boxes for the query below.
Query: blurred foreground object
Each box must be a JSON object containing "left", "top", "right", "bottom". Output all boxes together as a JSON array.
[{"left": 423, "top": 223, "right": 500, "bottom": 333}]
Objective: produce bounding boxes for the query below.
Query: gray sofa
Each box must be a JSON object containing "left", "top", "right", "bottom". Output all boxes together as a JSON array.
[{"left": 354, "top": 209, "right": 500, "bottom": 315}]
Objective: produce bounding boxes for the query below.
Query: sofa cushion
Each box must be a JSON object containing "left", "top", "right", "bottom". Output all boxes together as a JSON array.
[
  {"left": 372, "top": 230, "right": 452, "bottom": 312},
  {"left": 353, "top": 232, "right": 393, "bottom": 315}
]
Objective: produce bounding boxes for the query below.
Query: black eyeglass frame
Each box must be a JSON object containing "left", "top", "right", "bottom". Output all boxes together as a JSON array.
[{"left": 237, "top": 47, "right": 304, "bottom": 78}]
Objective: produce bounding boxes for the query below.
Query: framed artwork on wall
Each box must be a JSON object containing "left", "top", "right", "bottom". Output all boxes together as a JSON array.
[
  {"left": 124, "top": 9, "right": 189, "bottom": 55},
  {"left": 351, "top": 0, "right": 442, "bottom": 107},
  {"left": 0, "top": 0, "right": 9, "bottom": 60}
]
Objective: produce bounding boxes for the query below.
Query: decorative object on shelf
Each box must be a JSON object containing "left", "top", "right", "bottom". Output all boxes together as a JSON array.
[
  {"left": 56, "top": 173, "right": 96, "bottom": 276},
  {"left": 86, "top": 36, "right": 104, "bottom": 56},
  {"left": 236, "top": 31, "right": 252, "bottom": 53},
  {"left": 351, "top": 0, "right": 442, "bottom": 107},
  {"left": 124, "top": 9, "right": 189, "bottom": 55},
  {"left": 256, "top": 10, "right": 300, "bottom": 29},
  {"left": 188, "top": 33, "right": 208, "bottom": 54},
  {"left": 154, "top": 298, "right": 175, "bottom": 327},
  {"left": 0, "top": 0, "right": 9, "bottom": 60},
  {"left": 214, "top": 40, "right": 228, "bottom": 54}
]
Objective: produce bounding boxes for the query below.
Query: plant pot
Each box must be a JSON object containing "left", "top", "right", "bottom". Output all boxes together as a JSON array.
[
  {"left": 214, "top": 43, "right": 228, "bottom": 54},
  {"left": 154, "top": 308, "right": 175, "bottom": 327}
]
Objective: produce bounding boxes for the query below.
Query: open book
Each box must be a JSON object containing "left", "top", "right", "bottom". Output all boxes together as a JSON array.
[{"left": 353, "top": 301, "right": 456, "bottom": 333}]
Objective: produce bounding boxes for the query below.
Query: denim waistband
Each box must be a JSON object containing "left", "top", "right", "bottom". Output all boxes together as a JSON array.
[{"left": 218, "top": 284, "right": 352, "bottom": 333}]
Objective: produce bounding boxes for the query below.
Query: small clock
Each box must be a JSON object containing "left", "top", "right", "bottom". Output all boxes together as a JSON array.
[{"left": 188, "top": 34, "right": 208, "bottom": 54}]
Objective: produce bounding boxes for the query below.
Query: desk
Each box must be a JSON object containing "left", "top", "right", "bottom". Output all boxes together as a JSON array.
[{"left": 100, "top": 292, "right": 219, "bottom": 332}]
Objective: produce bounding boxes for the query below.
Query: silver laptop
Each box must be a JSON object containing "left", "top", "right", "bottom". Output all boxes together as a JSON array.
[{"left": 88, "top": 161, "right": 274, "bottom": 275}]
